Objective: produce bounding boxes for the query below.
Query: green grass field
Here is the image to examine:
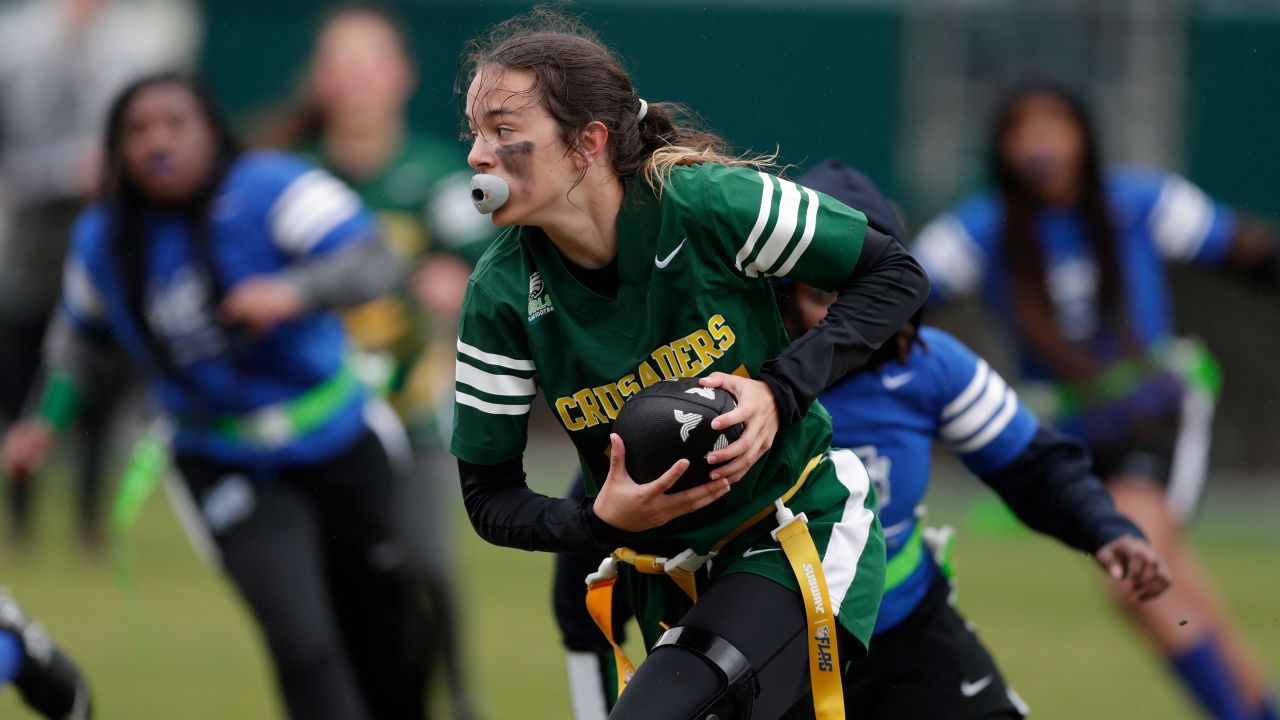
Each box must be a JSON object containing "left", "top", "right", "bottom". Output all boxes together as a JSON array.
[{"left": 1, "top": 435, "right": 1277, "bottom": 719}]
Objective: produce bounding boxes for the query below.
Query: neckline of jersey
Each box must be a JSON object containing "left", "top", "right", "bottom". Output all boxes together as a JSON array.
[{"left": 520, "top": 179, "right": 657, "bottom": 320}]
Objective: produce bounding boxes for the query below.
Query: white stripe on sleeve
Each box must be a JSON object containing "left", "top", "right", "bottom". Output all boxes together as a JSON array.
[
  {"left": 455, "top": 360, "right": 536, "bottom": 397},
  {"left": 772, "top": 187, "right": 820, "bottom": 278},
  {"left": 62, "top": 260, "right": 106, "bottom": 320},
  {"left": 822, "top": 448, "right": 877, "bottom": 615},
  {"left": 951, "top": 388, "right": 1018, "bottom": 454},
  {"left": 269, "top": 170, "right": 362, "bottom": 255},
  {"left": 455, "top": 390, "right": 531, "bottom": 416},
  {"left": 941, "top": 359, "right": 990, "bottom": 420},
  {"left": 1149, "top": 175, "right": 1214, "bottom": 262},
  {"left": 939, "top": 369, "right": 1009, "bottom": 444},
  {"left": 734, "top": 172, "right": 775, "bottom": 272},
  {"left": 913, "top": 215, "right": 983, "bottom": 296},
  {"left": 745, "top": 178, "right": 802, "bottom": 277},
  {"left": 457, "top": 339, "right": 536, "bottom": 371}
]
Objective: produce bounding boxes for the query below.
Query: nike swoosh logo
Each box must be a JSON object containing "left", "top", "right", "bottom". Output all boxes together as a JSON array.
[
  {"left": 882, "top": 371, "right": 916, "bottom": 390},
  {"left": 655, "top": 239, "right": 687, "bottom": 269},
  {"left": 960, "top": 676, "right": 994, "bottom": 697},
  {"left": 742, "top": 547, "right": 782, "bottom": 558}
]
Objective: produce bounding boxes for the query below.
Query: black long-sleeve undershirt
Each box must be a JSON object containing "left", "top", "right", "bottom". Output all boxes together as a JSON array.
[
  {"left": 458, "top": 457, "right": 639, "bottom": 554},
  {"left": 760, "top": 227, "right": 931, "bottom": 427},
  {"left": 981, "top": 424, "right": 1143, "bottom": 554}
]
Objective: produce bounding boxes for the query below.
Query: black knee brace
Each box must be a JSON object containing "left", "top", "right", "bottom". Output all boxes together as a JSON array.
[{"left": 651, "top": 625, "right": 759, "bottom": 720}]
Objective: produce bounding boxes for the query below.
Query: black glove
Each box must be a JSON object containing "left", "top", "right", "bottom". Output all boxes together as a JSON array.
[{"left": 0, "top": 592, "right": 92, "bottom": 719}]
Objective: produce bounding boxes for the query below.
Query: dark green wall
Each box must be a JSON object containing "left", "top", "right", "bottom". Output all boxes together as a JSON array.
[
  {"left": 198, "top": 0, "right": 902, "bottom": 192},
  {"left": 1187, "top": 13, "right": 1280, "bottom": 218}
]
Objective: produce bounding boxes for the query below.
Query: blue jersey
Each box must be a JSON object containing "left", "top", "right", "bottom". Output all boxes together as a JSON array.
[
  {"left": 60, "top": 152, "right": 377, "bottom": 466},
  {"left": 821, "top": 327, "right": 1038, "bottom": 634},
  {"left": 0, "top": 630, "right": 19, "bottom": 685},
  {"left": 913, "top": 168, "right": 1236, "bottom": 380}
]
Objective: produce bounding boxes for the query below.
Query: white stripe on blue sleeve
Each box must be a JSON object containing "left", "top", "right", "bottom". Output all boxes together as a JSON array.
[
  {"left": 913, "top": 214, "right": 984, "bottom": 298},
  {"left": 1149, "top": 174, "right": 1215, "bottom": 262},
  {"left": 939, "top": 359, "right": 1020, "bottom": 453},
  {"left": 62, "top": 259, "right": 107, "bottom": 322},
  {"left": 269, "top": 170, "right": 362, "bottom": 255}
]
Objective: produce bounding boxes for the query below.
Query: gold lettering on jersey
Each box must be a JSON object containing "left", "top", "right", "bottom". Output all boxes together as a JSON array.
[
  {"left": 637, "top": 362, "right": 663, "bottom": 388},
  {"left": 553, "top": 315, "right": 740, "bottom": 432},
  {"left": 555, "top": 396, "right": 587, "bottom": 431},
  {"left": 572, "top": 388, "right": 611, "bottom": 427}
]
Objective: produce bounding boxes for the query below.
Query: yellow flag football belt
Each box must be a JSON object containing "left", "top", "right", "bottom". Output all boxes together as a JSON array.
[{"left": 584, "top": 453, "right": 846, "bottom": 720}]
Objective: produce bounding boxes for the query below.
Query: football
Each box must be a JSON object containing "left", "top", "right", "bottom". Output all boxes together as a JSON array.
[{"left": 612, "top": 377, "right": 745, "bottom": 493}]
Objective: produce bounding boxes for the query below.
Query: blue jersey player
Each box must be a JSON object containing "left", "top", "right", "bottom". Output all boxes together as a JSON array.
[
  {"left": 3, "top": 73, "right": 432, "bottom": 720},
  {"left": 779, "top": 159, "right": 1169, "bottom": 719},
  {"left": 914, "top": 78, "right": 1278, "bottom": 720}
]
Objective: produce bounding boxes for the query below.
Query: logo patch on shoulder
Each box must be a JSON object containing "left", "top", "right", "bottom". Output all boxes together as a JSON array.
[{"left": 527, "top": 271, "right": 555, "bottom": 323}]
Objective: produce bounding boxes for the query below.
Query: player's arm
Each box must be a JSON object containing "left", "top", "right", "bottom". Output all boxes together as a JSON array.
[
  {"left": 760, "top": 225, "right": 929, "bottom": 426},
  {"left": 910, "top": 205, "right": 989, "bottom": 306},
  {"left": 1146, "top": 171, "right": 1280, "bottom": 287},
  {"left": 932, "top": 332, "right": 1169, "bottom": 599},
  {"left": 458, "top": 455, "right": 647, "bottom": 554},
  {"left": 449, "top": 280, "right": 619, "bottom": 553},
  {"left": 4, "top": 215, "right": 117, "bottom": 482},
  {"left": 691, "top": 166, "right": 927, "bottom": 483},
  {"left": 221, "top": 159, "right": 403, "bottom": 334},
  {"left": 700, "top": 166, "right": 930, "bottom": 423},
  {"left": 978, "top": 426, "right": 1169, "bottom": 601}
]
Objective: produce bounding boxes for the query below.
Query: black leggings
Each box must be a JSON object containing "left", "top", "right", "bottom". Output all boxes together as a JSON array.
[
  {"left": 610, "top": 572, "right": 859, "bottom": 720},
  {"left": 176, "top": 429, "right": 432, "bottom": 720}
]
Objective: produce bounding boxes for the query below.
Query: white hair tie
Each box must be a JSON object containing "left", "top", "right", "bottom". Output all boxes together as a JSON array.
[{"left": 637, "top": 98, "right": 648, "bottom": 122}]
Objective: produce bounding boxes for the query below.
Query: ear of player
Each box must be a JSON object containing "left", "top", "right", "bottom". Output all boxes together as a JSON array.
[{"left": 612, "top": 377, "right": 745, "bottom": 494}]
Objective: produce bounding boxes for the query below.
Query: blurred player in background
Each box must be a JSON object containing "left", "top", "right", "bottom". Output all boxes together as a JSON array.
[
  {"left": 2, "top": 73, "right": 433, "bottom": 720},
  {"left": 0, "top": 591, "right": 91, "bottom": 719},
  {"left": 0, "top": 0, "right": 199, "bottom": 549},
  {"left": 453, "top": 9, "right": 928, "bottom": 719},
  {"left": 913, "top": 77, "right": 1279, "bottom": 720},
  {"left": 784, "top": 159, "right": 1170, "bottom": 718},
  {"left": 258, "top": 6, "right": 492, "bottom": 715}
]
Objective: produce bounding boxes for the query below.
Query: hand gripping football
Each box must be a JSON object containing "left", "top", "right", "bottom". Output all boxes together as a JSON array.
[{"left": 612, "top": 378, "right": 745, "bottom": 493}]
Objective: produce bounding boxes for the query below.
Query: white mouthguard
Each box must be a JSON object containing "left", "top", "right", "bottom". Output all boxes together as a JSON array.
[{"left": 470, "top": 174, "right": 510, "bottom": 214}]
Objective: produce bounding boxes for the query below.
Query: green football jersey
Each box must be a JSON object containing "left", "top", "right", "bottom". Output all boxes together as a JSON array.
[{"left": 451, "top": 162, "right": 868, "bottom": 553}]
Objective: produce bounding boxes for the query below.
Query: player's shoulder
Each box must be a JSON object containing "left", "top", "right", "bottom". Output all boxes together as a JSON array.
[
  {"left": 465, "top": 226, "right": 528, "bottom": 303},
  {"left": 69, "top": 203, "right": 111, "bottom": 255},
  {"left": 916, "top": 190, "right": 1001, "bottom": 253},
  {"left": 230, "top": 150, "right": 314, "bottom": 178},
  {"left": 660, "top": 161, "right": 769, "bottom": 212},
  {"left": 949, "top": 190, "right": 1003, "bottom": 243},
  {"left": 917, "top": 327, "right": 978, "bottom": 367},
  {"left": 1107, "top": 165, "right": 1172, "bottom": 199},
  {"left": 912, "top": 326, "right": 985, "bottom": 393},
  {"left": 224, "top": 150, "right": 322, "bottom": 197},
  {"left": 1104, "top": 165, "right": 1185, "bottom": 224}
]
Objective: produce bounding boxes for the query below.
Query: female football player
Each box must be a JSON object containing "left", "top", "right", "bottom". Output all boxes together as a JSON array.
[
  {"left": 262, "top": 6, "right": 491, "bottom": 715},
  {"left": 552, "top": 159, "right": 1173, "bottom": 720},
  {"left": 451, "top": 8, "right": 929, "bottom": 720},
  {"left": 913, "top": 78, "right": 1278, "bottom": 720},
  {"left": 3, "top": 73, "right": 432, "bottom": 720}
]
